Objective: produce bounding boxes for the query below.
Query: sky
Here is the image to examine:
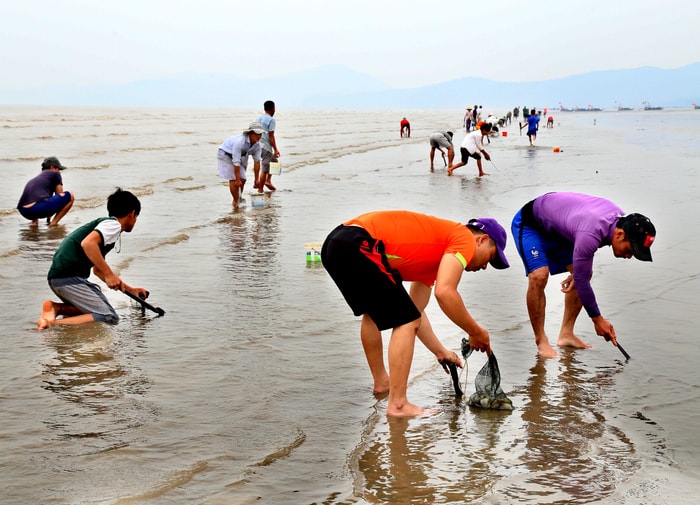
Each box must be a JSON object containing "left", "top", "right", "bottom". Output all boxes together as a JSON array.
[{"left": 2, "top": 0, "right": 699, "bottom": 91}]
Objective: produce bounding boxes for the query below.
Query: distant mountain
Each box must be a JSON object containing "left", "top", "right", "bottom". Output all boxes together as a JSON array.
[
  {"left": 301, "top": 63, "right": 700, "bottom": 110},
  {"left": 2, "top": 63, "right": 698, "bottom": 110}
]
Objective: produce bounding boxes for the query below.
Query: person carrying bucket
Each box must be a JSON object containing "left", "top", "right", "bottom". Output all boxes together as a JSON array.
[{"left": 257, "top": 100, "right": 281, "bottom": 193}]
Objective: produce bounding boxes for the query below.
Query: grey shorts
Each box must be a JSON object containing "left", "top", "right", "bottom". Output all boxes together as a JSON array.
[
  {"left": 260, "top": 149, "right": 278, "bottom": 174},
  {"left": 49, "top": 276, "right": 119, "bottom": 324},
  {"left": 429, "top": 133, "right": 452, "bottom": 149}
]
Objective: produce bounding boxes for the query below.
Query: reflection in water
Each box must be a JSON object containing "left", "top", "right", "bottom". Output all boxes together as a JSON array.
[
  {"left": 353, "top": 351, "right": 642, "bottom": 504},
  {"left": 358, "top": 414, "right": 435, "bottom": 504},
  {"left": 218, "top": 206, "right": 280, "bottom": 274},
  {"left": 216, "top": 206, "right": 283, "bottom": 336},
  {"left": 16, "top": 224, "right": 68, "bottom": 263},
  {"left": 511, "top": 352, "right": 640, "bottom": 503},
  {"left": 41, "top": 320, "right": 153, "bottom": 452},
  {"left": 18, "top": 223, "right": 68, "bottom": 243},
  {"left": 356, "top": 393, "right": 512, "bottom": 504}
]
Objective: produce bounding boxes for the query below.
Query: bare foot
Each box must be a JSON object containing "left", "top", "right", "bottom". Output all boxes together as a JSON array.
[
  {"left": 387, "top": 401, "right": 429, "bottom": 418},
  {"left": 41, "top": 300, "right": 57, "bottom": 321},
  {"left": 557, "top": 334, "right": 592, "bottom": 349},
  {"left": 30, "top": 220, "right": 39, "bottom": 227},
  {"left": 478, "top": 171, "right": 490, "bottom": 176},
  {"left": 37, "top": 317, "right": 51, "bottom": 330},
  {"left": 537, "top": 341, "right": 559, "bottom": 358},
  {"left": 447, "top": 168, "right": 454, "bottom": 176},
  {"left": 37, "top": 300, "right": 57, "bottom": 330}
]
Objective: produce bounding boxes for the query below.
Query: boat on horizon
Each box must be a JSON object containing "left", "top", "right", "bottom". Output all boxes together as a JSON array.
[
  {"left": 642, "top": 101, "right": 663, "bottom": 111},
  {"left": 693, "top": 103, "right": 700, "bottom": 110},
  {"left": 559, "top": 102, "right": 601, "bottom": 112},
  {"left": 577, "top": 105, "right": 602, "bottom": 112}
]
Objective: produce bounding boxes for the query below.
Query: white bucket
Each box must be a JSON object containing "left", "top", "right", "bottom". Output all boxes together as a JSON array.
[
  {"left": 250, "top": 192, "right": 265, "bottom": 207},
  {"left": 269, "top": 161, "right": 282, "bottom": 176}
]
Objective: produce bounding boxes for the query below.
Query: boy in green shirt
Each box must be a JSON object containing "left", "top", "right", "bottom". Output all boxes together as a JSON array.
[{"left": 37, "top": 188, "right": 149, "bottom": 329}]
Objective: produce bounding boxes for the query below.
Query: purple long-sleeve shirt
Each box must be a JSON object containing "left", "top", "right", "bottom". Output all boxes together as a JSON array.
[{"left": 533, "top": 192, "right": 624, "bottom": 318}]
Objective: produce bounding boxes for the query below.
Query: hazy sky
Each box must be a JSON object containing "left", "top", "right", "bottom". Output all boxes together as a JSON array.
[{"left": 2, "top": 0, "right": 698, "bottom": 90}]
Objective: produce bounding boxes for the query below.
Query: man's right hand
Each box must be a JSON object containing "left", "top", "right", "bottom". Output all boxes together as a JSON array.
[
  {"left": 104, "top": 272, "right": 123, "bottom": 291},
  {"left": 593, "top": 315, "right": 617, "bottom": 345},
  {"left": 468, "top": 326, "right": 492, "bottom": 355}
]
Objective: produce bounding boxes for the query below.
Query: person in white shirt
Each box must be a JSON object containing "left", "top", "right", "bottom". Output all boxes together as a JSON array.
[{"left": 447, "top": 123, "right": 492, "bottom": 177}]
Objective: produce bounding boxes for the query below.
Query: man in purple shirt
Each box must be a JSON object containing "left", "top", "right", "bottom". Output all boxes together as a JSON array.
[
  {"left": 511, "top": 192, "right": 656, "bottom": 357},
  {"left": 17, "top": 156, "right": 75, "bottom": 226}
]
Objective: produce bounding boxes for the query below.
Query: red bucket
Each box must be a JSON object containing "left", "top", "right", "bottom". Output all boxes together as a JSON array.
[{"left": 502, "top": 131, "right": 508, "bottom": 137}]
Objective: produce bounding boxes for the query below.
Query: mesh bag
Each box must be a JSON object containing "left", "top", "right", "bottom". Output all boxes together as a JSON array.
[{"left": 461, "top": 338, "right": 513, "bottom": 410}]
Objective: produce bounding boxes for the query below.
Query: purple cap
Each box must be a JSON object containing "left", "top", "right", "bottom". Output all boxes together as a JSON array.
[{"left": 467, "top": 217, "right": 510, "bottom": 269}]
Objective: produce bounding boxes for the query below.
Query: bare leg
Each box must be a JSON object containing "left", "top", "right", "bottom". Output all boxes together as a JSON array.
[
  {"left": 429, "top": 148, "right": 436, "bottom": 171},
  {"left": 37, "top": 300, "right": 95, "bottom": 329},
  {"left": 360, "top": 314, "right": 390, "bottom": 394},
  {"left": 48, "top": 192, "right": 75, "bottom": 227},
  {"left": 477, "top": 159, "right": 489, "bottom": 177},
  {"left": 253, "top": 166, "right": 260, "bottom": 191},
  {"left": 409, "top": 281, "right": 453, "bottom": 360},
  {"left": 386, "top": 318, "right": 425, "bottom": 417},
  {"left": 526, "top": 267, "right": 559, "bottom": 358},
  {"left": 229, "top": 181, "right": 241, "bottom": 209},
  {"left": 557, "top": 285, "right": 592, "bottom": 349},
  {"left": 447, "top": 162, "right": 464, "bottom": 176}
]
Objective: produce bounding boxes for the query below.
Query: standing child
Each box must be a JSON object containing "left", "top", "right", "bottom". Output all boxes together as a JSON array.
[{"left": 257, "top": 100, "right": 281, "bottom": 192}]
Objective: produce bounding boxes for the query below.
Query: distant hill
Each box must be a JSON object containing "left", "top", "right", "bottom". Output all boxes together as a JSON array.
[{"left": 2, "top": 63, "right": 698, "bottom": 110}]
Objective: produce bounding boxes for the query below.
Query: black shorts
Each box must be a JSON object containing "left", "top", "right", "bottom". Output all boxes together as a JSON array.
[
  {"left": 321, "top": 224, "right": 421, "bottom": 331},
  {"left": 459, "top": 147, "right": 481, "bottom": 164}
]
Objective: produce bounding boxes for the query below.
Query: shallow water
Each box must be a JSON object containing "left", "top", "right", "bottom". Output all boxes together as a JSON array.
[{"left": 1, "top": 106, "right": 699, "bottom": 504}]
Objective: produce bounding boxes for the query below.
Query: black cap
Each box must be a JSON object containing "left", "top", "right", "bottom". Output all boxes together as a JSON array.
[
  {"left": 41, "top": 156, "right": 67, "bottom": 170},
  {"left": 618, "top": 213, "right": 656, "bottom": 261}
]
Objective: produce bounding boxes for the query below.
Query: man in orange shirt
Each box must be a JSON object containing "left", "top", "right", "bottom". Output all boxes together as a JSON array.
[{"left": 321, "top": 210, "right": 510, "bottom": 417}]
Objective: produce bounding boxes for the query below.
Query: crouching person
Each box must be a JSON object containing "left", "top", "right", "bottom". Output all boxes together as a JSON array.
[{"left": 37, "top": 188, "right": 149, "bottom": 329}]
